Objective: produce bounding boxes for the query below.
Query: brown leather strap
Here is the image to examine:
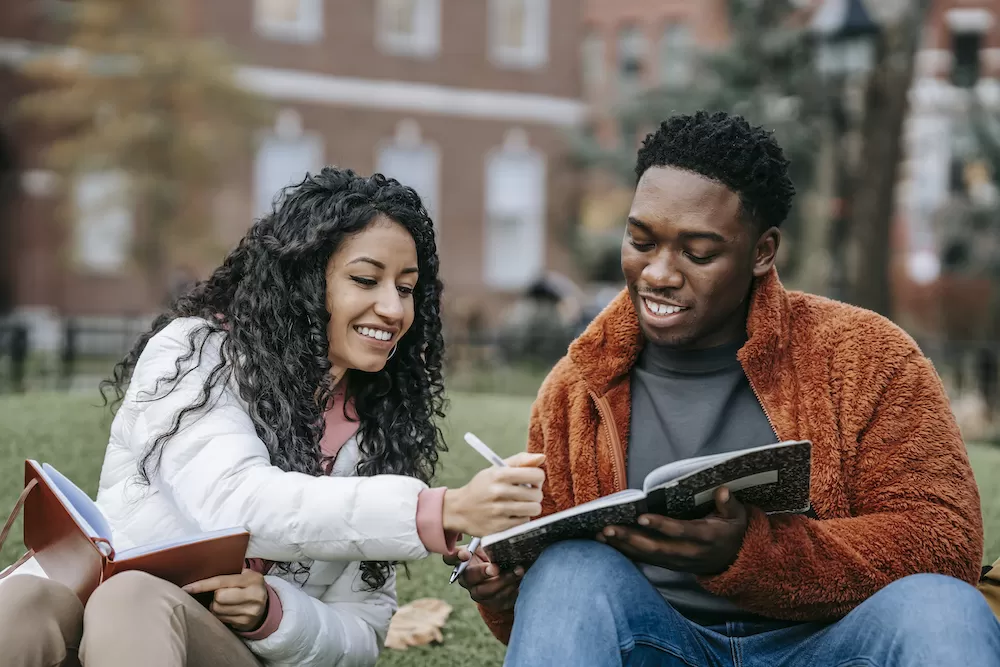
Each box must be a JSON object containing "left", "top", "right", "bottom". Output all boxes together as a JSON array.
[{"left": 0, "top": 478, "right": 38, "bottom": 581}]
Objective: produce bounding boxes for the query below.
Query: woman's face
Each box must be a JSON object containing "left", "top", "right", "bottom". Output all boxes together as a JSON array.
[{"left": 325, "top": 216, "right": 419, "bottom": 378}]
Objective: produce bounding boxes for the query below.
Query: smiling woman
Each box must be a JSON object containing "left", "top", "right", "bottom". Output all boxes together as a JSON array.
[
  {"left": 0, "top": 167, "right": 546, "bottom": 667},
  {"left": 325, "top": 224, "right": 420, "bottom": 377}
]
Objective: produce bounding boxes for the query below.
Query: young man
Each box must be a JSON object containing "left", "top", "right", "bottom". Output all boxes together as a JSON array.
[{"left": 447, "top": 111, "right": 1000, "bottom": 665}]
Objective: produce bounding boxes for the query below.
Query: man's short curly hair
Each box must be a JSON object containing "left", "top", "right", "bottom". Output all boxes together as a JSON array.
[{"left": 635, "top": 110, "right": 795, "bottom": 230}]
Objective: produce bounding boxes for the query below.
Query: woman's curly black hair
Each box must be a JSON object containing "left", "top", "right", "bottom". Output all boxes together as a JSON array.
[{"left": 100, "top": 166, "right": 447, "bottom": 590}]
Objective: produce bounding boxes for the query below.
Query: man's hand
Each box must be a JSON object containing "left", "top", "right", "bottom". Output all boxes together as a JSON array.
[
  {"left": 597, "top": 487, "right": 748, "bottom": 575},
  {"left": 183, "top": 568, "right": 269, "bottom": 632},
  {"left": 443, "top": 546, "right": 523, "bottom": 613}
]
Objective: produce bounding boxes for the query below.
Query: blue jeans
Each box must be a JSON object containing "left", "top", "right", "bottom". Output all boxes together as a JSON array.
[{"left": 504, "top": 540, "right": 1000, "bottom": 667}]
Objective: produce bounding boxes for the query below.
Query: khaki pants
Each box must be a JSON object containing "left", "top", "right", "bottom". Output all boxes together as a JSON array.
[{"left": 0, "top": 572, "right": 261, "bottom": 667}]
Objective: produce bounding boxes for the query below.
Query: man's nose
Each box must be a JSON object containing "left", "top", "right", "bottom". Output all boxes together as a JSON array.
[{"left": 642, "top": 251, "right": 684, "bottom": 290}]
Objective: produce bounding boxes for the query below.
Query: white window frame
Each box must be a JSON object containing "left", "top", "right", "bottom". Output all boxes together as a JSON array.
[
  {"left": 658, "top": 22, "right": 694, "bottom": 87},
  {"left": 483, "top": 132, "right": 547, "bottom": 290},
  {"left": 72, "top": 171, "right": 133, "bottom": 275},
  {"left": 375, "top": 124, "right": 441, "bottom": 233},
  {"left": 254, "top": 0, "right": 323, "bottom": 43},
  {"left": 581, "top": 30, "right": 606, "bottom": 98},
  {"left": 253, "top": 131, "right": 324, "bottom": 218},
  {"left": 489, "top": 0, "right": 550, "bottom": 70},
  {"left": 376, "top": 0, "right": 441, "bottom": 59},
  {"left": 617, "top": 25, "right": 646, "bottom": 100}
]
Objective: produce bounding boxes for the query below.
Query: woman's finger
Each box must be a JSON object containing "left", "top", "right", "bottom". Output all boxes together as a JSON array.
[
  {"left": 213, "top": 586, "right": 264, "bottom": 606},
  {"left": 501, "top": 501, "right": 543, "bottom": 518},
  {"left": 210, "top": 601, "right": 261, "bottom": 618}
]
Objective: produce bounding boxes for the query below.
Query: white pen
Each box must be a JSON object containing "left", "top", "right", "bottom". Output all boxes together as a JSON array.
[{"left": 449, "top": 432, "right": 510, "bottom": 584}]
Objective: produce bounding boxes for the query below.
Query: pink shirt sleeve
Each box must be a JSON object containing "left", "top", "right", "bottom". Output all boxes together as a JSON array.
[
  {"left": 237, "top": 583, "right": 284, "bottom": 640},
  {"left": 416, "top": 487, "right": 461, "bottom": 555}
]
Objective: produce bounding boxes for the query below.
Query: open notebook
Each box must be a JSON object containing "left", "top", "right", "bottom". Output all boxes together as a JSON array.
[
  {"left": 2, "top": 460, "right": 250, "bottom": 604},
  {"left": 481, "top": 440, "right": 812, "bottom": 570}
]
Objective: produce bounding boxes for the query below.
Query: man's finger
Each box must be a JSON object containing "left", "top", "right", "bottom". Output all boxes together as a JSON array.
[
  {"left": 604, "top": 526, "right": 705, "bottom": 562},
  {"left": 636, "top": 514, "right": 686, "bottom": 539},
  {"left": 470, "top": 572, "right": 521, "bottom": 602},
  {"left": 443, "top": 547, "right": 474, "bottom": 567},
  {"left": 602, "top": 526, "right": 665, "bottom": 554},
  {"left": 713, "top": 486, "right": 744, "bottom": 520},
  {"left": 457, "top": 561, "right": 495, "bottom": 587}
]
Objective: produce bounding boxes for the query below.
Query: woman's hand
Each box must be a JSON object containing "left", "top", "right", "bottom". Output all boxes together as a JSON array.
[
  {"left": 183, "top": 568, "right": 269, "bottom": 632},
  {"left": 443, "top": 452, "right": 545, "bottom": 537}
]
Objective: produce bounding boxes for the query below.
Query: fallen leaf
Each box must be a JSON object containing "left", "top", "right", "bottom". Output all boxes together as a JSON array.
[{"left": 385, "top": 598, "right": 453, "bottom": 650}]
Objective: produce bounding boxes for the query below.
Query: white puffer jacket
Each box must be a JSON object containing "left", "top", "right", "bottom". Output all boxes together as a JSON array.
[{"left": 5, "top": 317, "right": 435, "bottom": 666}]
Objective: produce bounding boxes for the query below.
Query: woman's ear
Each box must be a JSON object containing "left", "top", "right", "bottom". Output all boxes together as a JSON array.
[{"left": 752, "top": 227, "right": 781, "bottom": 278}]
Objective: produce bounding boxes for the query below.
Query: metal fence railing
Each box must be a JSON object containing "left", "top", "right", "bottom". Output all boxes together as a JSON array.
[{"left": 0, "top": 317, "right": 148, "bottom": 393}]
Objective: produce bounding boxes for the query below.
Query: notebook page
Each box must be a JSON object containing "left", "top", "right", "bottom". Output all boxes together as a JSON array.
[{"left": 38, "top": 463, "right": 113, "bottom": 544}]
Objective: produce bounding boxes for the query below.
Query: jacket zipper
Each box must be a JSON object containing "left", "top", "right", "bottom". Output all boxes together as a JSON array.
[
  {"left": 745, "top": 370, "right": 780, "bottom": 440},
  {"left": 589, "top": 391, "right": 625, "bottom": 492}
]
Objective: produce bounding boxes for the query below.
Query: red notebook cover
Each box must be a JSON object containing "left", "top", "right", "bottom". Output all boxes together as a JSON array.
[{"left": 8, "top": 460, "right": 249, "bottom": 604}]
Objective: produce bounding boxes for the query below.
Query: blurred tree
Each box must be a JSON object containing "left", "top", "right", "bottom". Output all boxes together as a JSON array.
[
  {"left": 848, "top": 0, "right": 930, "bottom": 316},
  {"left": 15, "top": 0, "right": 268, "bottom": 303},
  {"left": 568, "top": 0, "right": 826, "bottom": 285}
]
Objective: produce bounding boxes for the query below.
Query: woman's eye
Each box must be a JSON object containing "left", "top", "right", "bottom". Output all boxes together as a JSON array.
[
  {"left": 350, "top": 276, "right": 377, "bottom": 287},
  {"left": 397, "top": 285, "right": 414, "bottom": 297}
]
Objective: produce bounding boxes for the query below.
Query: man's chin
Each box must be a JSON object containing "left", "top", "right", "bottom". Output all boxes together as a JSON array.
[{"left": 638, "top": 321, "right": 697, "bottom": 349}]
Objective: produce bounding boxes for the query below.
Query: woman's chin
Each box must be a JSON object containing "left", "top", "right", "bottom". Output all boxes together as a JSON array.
[{"left": 350, "top": 355, "right": 390, "bottom": 374}]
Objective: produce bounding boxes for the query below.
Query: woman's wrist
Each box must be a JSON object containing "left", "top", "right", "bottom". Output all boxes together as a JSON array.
[{"left": 442, "top": 487, "right": 469, "bottom": 535}]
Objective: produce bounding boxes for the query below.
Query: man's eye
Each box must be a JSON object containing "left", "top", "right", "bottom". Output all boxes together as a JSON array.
[
  {"left": 630, "top": 239, "right": 654, "bottom": 252},
  {"left": 685, "top": 252, "right": 715, "bottom": 265},
  {"left": 350, "top": 276, "right": 377, "bottom": 286}
]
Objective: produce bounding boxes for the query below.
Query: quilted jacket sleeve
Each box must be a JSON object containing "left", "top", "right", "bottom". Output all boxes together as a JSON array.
[
  {"left": 244, "top": 564, "right": 395, "bottom": 667},
  {"left": 127, "top": 318, "right": 430, "bottom": 564}
]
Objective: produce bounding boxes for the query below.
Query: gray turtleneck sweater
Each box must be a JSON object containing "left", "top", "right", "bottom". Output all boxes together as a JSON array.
[{"left": 627, "top": 338, "right": 776, "bottom": 625}]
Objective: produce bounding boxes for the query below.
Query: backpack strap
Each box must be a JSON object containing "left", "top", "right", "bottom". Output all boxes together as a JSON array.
[{"left": 0, "top": 478, "right": 38, "bottom": 581}]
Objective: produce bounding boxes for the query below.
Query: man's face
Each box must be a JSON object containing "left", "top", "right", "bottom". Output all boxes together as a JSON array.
[{"left": 621, "top": 166, "right": 779, "bottom": 349}]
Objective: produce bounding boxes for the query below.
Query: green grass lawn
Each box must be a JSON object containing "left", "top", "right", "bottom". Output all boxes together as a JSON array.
[{"left": 2, "top": 390, "right": 1000, "bottom": 666}]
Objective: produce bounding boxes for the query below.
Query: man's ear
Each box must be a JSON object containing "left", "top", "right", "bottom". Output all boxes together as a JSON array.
[{"left": 752, "top": 227, "right": 781, "bottom": 278}]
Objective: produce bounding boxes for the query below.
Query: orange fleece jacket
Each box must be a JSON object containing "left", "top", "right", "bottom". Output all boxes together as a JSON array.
[{"left": 480, "top": 269, "right": 984, "bottom": 644}]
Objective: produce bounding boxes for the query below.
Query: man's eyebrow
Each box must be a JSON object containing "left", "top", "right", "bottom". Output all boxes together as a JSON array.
[
  {"left": 627, "top": 217, "right": 651, "bottom": 231},
  {"left": 628, "top": 218, "right": 728, "bottom": 243},
  {"left": 678, "top": 231, "right": 728, "bottom": 243}
]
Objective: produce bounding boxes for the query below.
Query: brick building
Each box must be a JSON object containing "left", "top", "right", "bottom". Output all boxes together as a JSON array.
[
  {"left": 0, "top": 0, "right": 586, "bottom": 346},
  {"left": 892, "top": 0, "right": 1000, "bottom": 338},
  {"left": 579, "top": 0, "right": 730, "bottom": 142}
]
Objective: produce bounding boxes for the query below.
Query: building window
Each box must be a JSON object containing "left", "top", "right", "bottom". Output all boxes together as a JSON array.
[
  {"left": 489, "top": 0, "right": 549, "bottom": 69},
  {"left": 377, "top": 0, "right": 441, "bottom": 58},
  {"left": 253, "top": 0, "right": 323, "bottom": 43},
  {"left": 484, "top": 130, "right": 546, "bottom": 289},
  {"left": 617, "top": 25, "right": 646, "bottom": 100},
  {"left": 73, "top": 171, "right": 133, "bottom": 274},
  {"left": 581, "top": 31, "right": 605, "bottom": 98},
  {"left": 376, "top": 121, "right": 441, "bottom": 229},
  {"left": 254, "top": 133, "right": 324, "bottom": 218},
  {"left": 951, "top": 31, "right": 981, "bottom": 88},
  {"left": 659, "top": 23, "right": 693, "bottom": 87}
]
